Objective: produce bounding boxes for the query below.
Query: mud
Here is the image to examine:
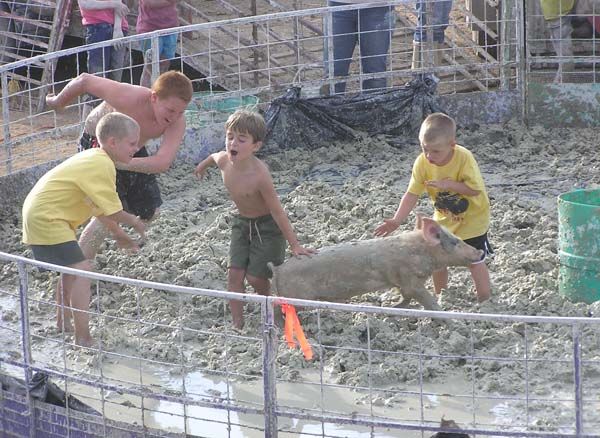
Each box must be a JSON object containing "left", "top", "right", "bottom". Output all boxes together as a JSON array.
[{"left": 2, "top": 121, "right": 600, "bottom": 432}]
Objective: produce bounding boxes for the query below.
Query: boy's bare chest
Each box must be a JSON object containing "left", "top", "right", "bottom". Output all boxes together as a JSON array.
[{"left": 223, "top": 172, "right": 261, "bottom": 202}]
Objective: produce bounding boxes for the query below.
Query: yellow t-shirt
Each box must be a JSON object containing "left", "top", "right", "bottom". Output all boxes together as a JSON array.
[
  {"left": 407, "top": 144, "right": 490, "bottom": 240},
  {"left": 540, "top": 0, "right": 575, "bottom": 20},
  {"left": 22, "top": 148, "right": 123, "bottom": 245}
]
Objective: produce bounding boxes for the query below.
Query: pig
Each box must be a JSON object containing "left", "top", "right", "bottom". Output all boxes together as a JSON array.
[{"left": 269, "top": 216, "right": 483, "bottom": 310}]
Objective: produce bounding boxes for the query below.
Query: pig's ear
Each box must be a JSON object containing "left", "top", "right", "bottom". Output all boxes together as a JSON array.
[
  {"left": 413, "top": 213, "right": 423, "bottom": 231},
  {"left": 421, "top": 218, "right": 442, "bottom": 246}
]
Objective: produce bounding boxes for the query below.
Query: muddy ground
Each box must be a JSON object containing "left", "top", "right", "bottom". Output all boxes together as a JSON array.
[{"left": 2, "top": 121, "right": 600, "bottom": 432}]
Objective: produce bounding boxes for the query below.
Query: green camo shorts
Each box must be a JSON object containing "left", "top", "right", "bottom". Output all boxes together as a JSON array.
[{"left": 229, "top": 214, "right": 286, "bottom": 279}]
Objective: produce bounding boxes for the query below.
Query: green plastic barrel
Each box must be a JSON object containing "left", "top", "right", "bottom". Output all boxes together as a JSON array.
[{"left": 558, "top": 189, "right": 600, "bottom": 303}]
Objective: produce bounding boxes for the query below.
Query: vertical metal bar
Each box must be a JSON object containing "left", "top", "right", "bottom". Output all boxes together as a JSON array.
[
  {"left": 524, "top": 323, "right": 530, "bottom": 429},
  {"left": 515, "top": 0, "right": 527, "bottom": 125},
  {"left": 366, "top": 316, "right": 374, "bottom": 437},
  {"left": 17, "top": 261, "right": 35, "bottom": 437},
  {"left": 1, "top": 71, "right": 12, "bottom": 176},
  {"left": 326, "top": 6, "right": 335, "bottom": 94},
  {"left": 151, "top": 35, "right": 161, "bottom": 86},
  {"left": 573, "top": 324, "right": 583, "bottom": 435},
  {"left": 251, "top": 0, "right": 259, "bottom": 87},
  {"left": 262, "top": 298, "right": 278, "bottom": 438},
  {"left": 417, "top": 320, "right": 425, "bottom": 428},
  {"left": 293, "top": 3, "right": 300, "bottom": 80},
  {"left": 317, "top": 309, "right": 325, "bottom": 437},
  {"left": 499, "top": 0, "right": 510, "bottom": 90},
  {"left": 178, "top": 293, "right": 189, "bottom": 435},
  {"left": 469, "top": 320, "right": 476, "bottom": 428}
]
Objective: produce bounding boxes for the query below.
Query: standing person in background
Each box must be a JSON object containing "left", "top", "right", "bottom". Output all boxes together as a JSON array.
[
  {"left": 411, "top": 0, "right": 453, "bottom": 72},
  {"left": 540, "top": 0, "right": 577, "bottom": 82},
  {"left": 137, "top": 0, "right": 179, "bottom": 87},
  {"left": 78, "top": 0, "right": 130, "bottom": 117},
  {"left": 324, "top": 0, "right": 396, "bottom": 94}
]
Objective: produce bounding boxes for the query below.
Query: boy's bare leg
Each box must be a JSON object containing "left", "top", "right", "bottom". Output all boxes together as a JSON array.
[
  {"left": 227, "top": 267, "right": 247, "bottom": 329},
  {"left": 432, "top": 268, "right": 448, "bottom": 295},
  {"left": 63, "top": 260, "right": 94, "bottom": 347},
  {"left": 246, "top": 275, "right": 270, "bottom": 297},
  {"left": 79, "top": 217, "right": 111, "bottom": 260},
  {"left": 470, "top": 263, "right": 491, "bottom": 303},
  {"left": 55, "top": 276, "right": 73, "bottom": 332}
]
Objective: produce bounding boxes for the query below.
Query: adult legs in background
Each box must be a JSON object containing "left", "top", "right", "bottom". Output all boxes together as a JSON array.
[
  {"left": 412, "top": 0, "right": 453, "bottom": 70},
  {"left": 546, "top": 15, "right": 575, "bottom": 83},
  {"left": 357, "top": 5, "right": 395, "bottom": 91},
  {"left": 140, "top": 34, "right": 177, "bottom": 87},
  {"left": 326, "top": 2, "right": 393, "bottom": 93}
]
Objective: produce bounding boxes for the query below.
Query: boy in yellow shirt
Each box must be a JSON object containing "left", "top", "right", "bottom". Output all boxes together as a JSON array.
[
  {"left": 22, "top": 112, "right": 146, "bottom": 347},
  {"left": 375, "top": 112, "right": 492, "bottom": 303}
]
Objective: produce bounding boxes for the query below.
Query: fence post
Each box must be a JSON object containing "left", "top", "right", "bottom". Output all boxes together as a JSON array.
[
  {"left": 573, "top": 324, "right": 583, "bottom": 435},
  {"left": 1, "top": 71, "right": 12, "bottom": 176},
  {"left": 262, "top": 298, "right": 278, "bottom": 438},
  {"left": 515, "top": 0, "right": 527, "bottom": 125},
  {"left": 499, "top": 0, "right": 513, "bottom": 90},
  {"left": 17, "top": 261, "right": 35, "bottom": 437}
]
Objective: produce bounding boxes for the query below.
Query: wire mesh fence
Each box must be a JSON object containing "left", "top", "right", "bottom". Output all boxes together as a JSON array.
[
  {"left": 1, "top": 0, "right": 520, "bottom": 176},
  {"left": 2, "top": 252, "right": 600, "bottom": 437}
]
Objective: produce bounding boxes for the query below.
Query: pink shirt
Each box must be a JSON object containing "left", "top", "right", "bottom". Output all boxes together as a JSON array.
[
  {"left": 136, "top": 0, "right": 178, "bottom": 33},
  {"left": 81, "top": 7, "right": 129, "bottom": 30}
]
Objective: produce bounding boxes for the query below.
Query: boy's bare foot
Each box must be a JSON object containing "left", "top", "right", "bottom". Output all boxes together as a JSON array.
[
  {"left": 75, "top": 336, "right": 95, "bottom": 348},
  {"left": 232, "top": 317, "right": 244, "bottom": 331},
  {"left": 57, "top": 320, "right": 74, "bottom": 333},
  {"left": 477, "top": 292, "right": 491, "bottom": 303}
]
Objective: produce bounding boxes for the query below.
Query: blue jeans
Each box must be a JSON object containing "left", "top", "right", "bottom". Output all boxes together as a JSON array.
[
  {"left": 84, "top": 23, "right": 128, "bottom": 81},
  {"left": 326, "top": 1, "right": 395, "bottom": 93},
  {"left": 414, "top": 0, "right": 453, "bottom": 43},
  {"left": 140, "top": 33, "right": 178, "bottom": 60}
]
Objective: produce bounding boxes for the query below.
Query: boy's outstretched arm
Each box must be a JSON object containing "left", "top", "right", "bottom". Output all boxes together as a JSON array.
[
  {"left": 117, "top": 116, "right": 185, "bottom": 174},
  {"left": 374, "top": 192, "right": 419, "bottom": 237},
  {"left": 259, "top": 172, "right": 315, "bottom": 257},
  {"left": 46, "top": 73, "right": 137, "bottom": 111},
  {"left": 193, "top": 152, "right": 223, "bottom": 179},
  {"left": 97, "top": 210, "right": 146, "bottom": 251}
]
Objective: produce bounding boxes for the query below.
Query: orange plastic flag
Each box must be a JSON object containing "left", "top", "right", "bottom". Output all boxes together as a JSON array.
[{"left": 280, "top": 304, "right": 313, "bottom": 360}]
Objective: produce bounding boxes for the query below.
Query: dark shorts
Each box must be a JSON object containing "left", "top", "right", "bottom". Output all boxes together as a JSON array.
[
  {"left": 464, "top": 232, "right": 494, "bottom": 264},
  {"left": 79, "top": 133, "right": 162, "bottom": 220},
  {"left": 30, "top": 241, "right": 86, "bottom": 267},
  {"left": 229, "top": 214, "right": 286, "bottom": 279}
]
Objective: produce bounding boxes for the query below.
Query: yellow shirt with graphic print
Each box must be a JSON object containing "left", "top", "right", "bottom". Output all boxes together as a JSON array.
[
  {"left": 22, "top": 148, "right": 123, "bottom": 245},
  {"left": 407, "top": 144, "right": 490, "bottom": 240}
]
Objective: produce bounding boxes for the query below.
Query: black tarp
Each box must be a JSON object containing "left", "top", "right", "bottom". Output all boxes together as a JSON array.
[{"left": 264, "top": 76, "right": 442, "bottom": 151}]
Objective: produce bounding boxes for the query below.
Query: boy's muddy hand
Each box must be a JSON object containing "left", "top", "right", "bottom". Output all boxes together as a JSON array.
[
  {"left": 291, "top": 244, "right": 316, "bottom": 257},
  {"left": 425, "top": 178, "right": 451, "bottom": 190},
  {"left": 193, "top": 165, "right": 208, "bottom": 180},
  {"left": 374, "top": 218, "right": 400, "bottom": 237},
  {"left": 45, "top": 93, "right": 63, "bottom": 111},
  {"left": 116, "top": 235, "right": 140, "bottom": 253},
  {"left": 133, "top": 217, "right": 146, "bottom": 240}
]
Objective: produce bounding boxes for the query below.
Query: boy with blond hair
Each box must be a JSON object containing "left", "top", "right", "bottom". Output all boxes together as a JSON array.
[
  {"left": 375, "top": 112, "right": 492, "bottom": 303},
  {"left": 22, "top": 112, "right": 146, "bottom": 347},
  {"left": 194, "top": 109, "right": 315, "bottom": 329},
  {"left": 46, "top": 70, "right": 192, "bottom": 262}
]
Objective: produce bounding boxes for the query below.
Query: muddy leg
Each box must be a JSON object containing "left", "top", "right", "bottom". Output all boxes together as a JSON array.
[
  {"left": 55, "top": 275, "right": 73, "bottom": 333},
  {"left": 228, "top": 267, "right": 247, "bottom": 330},
  {"left": 470, "top": 262, "right": 491, "bottom": 303},
  {"left": 62, "top": 260, "right": 94, "bottom": 347},
  {"left": 432, "top": 268, "right": 448, "bottom": 295},
  {"left": 80, "top": 217, "right": 110, "bottom": 260}
]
